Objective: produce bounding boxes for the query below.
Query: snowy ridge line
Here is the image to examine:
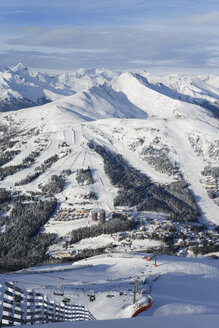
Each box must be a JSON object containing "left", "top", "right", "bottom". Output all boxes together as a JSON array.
[
  {"left": 143, "top": 274, "right": 160, "bottom": 296},
  {"left": 0, "top": 281, "right": 95, "bottom": 326},
  {"left": 151, "top": 273, "right": 161, "bottom": 282},
  {"left": 14, "top": 264, "right": 93, "bottom": 275}
]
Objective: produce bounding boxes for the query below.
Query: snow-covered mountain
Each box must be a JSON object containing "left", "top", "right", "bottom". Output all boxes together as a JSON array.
[
  {"left": 0, "top": 63, "right": 219, "bottom": 116},
  {"left": 0, "top": 64, "right": 218, "bottom": 224},
  {"left": 1, "top": 64, "right": 219, "bottom": 324},
  {"left": 0, "top": 63, "right": 118, "bottom": 111},
  {"left": 0, "top": 63, "right": 219, "bottom": 265},
  {"left": 134, "top": 71, "right": 219, "bottom": 115}
]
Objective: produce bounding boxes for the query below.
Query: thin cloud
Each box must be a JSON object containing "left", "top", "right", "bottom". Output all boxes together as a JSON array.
[
  {"left": 190, "top": 12, "right": 219, "bottom": 24},
  {"left": 1, "top": 25, "right": 219, "bottom": 73},
  {"left": 0, "top": 0, "right": 219, "bottom": 73},
  {"left": 5, "top": 26, "right": 218, "bottom": 55}
]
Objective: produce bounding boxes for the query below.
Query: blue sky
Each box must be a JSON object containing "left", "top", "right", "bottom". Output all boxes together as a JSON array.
[{"left": 0, "top": 0, "right": 219, "bottom": 73}]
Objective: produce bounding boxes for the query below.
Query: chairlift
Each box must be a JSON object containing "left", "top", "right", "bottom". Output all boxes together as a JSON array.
[
  {"left": 89, "top": 295, "right": 96, "bottom": 302},
  {"left": 87, "top": 289, "right": 96, "bottom": 302},
  {"left": 62, "top": 296, "right": 70, "bottom": 304},
  {"left": 87, "top": 289, "right": 94, "bottom": 297},
  {"left": 53, "top": 285, "right": 64, "bottom": 296}
]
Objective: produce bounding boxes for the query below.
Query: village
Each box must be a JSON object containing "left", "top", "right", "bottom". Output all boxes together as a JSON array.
[
  {"left": 201, "top": 174, "right": 219, "bottom": 206},
  {"left": 46, "top": 206, "right": 219, "bottom": 259}
]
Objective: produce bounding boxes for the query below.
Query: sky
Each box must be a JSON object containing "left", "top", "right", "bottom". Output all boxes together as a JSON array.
[{"left": 0, "top": 0, "right": 219, "bottom": 74}]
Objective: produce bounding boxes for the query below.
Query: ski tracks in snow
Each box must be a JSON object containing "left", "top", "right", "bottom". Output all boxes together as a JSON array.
[{"left": 167, "top": 120, "right": 219, "bottom": 225}]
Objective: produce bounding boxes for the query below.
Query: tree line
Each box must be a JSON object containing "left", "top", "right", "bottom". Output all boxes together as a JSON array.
[
  {"left": 69, "top": 218, "right": 137, "bottom": 245},
  {"left": 0, "top": 198, "right": 57, "bottom": 273}
]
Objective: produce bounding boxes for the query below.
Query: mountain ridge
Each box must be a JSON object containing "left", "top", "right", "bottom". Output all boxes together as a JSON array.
[
  {"left": 0, "top": 63, "right": 219, "bottom": 118},
  {"left": 0, "top": 64, "right": 219, "bottom": 270}
]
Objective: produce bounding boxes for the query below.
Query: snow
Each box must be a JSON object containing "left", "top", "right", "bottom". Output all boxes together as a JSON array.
[
  {"left": 1, "top": 69, "right": 219, "bottom": 222},
  {"left": 131, "top": 239, "right": 163, "bottom": 250},
  {"left": 112, "top": 72, "right": 212, "bottom": 120},
  {"left": 167, "top": 118, "right": 219, "bottom": 224},
  {"left": 45, "top": 219, "right": 92, "bottom": 237},
  {"left": 1, "top": 65, "right": 219, "bottom": 324},
  {"left": 140, "top": 71, "right": 219, "bottom": 103},
  {"left": 0, "top": 65, "right": 118, "bottom": 105},
  {"left": 2, "top": 254, "right": 219, "bottom": 324},
  {"left": 73, "top": 235, "right": 114, "bottom": 251}
]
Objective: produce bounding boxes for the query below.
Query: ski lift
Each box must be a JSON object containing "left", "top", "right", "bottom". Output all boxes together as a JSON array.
[
  {"left": 89, "top": 295, "right": 96, "bottom": 302},
  {"left": 53, "top": 285, "right": 64, "bottom": 296},
  {"left": 62, "top": 297, "right": 70, "bottom": 304},
  {"left": 87, "top": 290, "right": 96, "bottom": 302}
]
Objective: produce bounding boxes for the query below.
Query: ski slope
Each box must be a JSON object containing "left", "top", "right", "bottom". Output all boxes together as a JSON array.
[
  {"left": 1, "top": 253, "right": 219, "bottom": 322},
  {"left": 1, "top": 65, "right": 219, "bottom": 324},
  {"left": 1, "top": 72, "right": 219, "bottom": 224}
]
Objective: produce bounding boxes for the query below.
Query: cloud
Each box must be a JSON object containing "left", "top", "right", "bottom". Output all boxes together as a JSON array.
[
  {"left": 207, "top": 57, "right": 219, "bottom": 67},
  {"left": 3, "top": 0, "right": 218, "bottom": 29},
  {"left": 190, "top": 12, "right": 219, "bottom": 24},
  {"left": 0, "top": 0, "right": 156, "bottom": 28},
  {"left": 1, "top": 25, "right": 219, "bottom": 73},
  {"left": 3, "top": 26, "right": 206, "bottom": 51},
  {"left": 1, "top": 0, "right": 219, "bottom": 30},
  {"left": 0, "top": 1, "right": 219, "bottom": 73},
  {"left": 5, "top": 26, "right": 217, "bottom": 56}
]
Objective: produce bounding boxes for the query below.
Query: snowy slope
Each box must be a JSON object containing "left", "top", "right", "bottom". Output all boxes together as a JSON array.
[
  {"left": 137, "top": 71, "right": 219, "bottom": 101},
  {"left": 1, "top": 64, "right": 219, "bottom": 115},
  {"left": 112, "top": 72, "right": 213, "bottom": 119},
  {"left": 2, "top": 253, "right": 219, "bottom": 322},
  {"left": 0, "top": 64, "right": 218, "bottom": 225},
  {"left": 1, "top": 65, "right": 219, "bottom": 325},
  {"left": 134, "top": 71, "right": 219, "bottom": 119},
  {"left": 0, "top": 64, "right": 118, "bottom": 111},
  {"left": 1, "top": 114, "right": 219, "bottom": 226}
]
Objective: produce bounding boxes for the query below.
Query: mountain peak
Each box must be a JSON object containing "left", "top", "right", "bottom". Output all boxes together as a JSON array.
[{"left": 11, "top": 62, "right": 28, "bottom": 73}]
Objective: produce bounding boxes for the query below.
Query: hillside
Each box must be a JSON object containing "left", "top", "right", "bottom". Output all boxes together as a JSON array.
[
  {"left": 0, "top": 64, "right": 219, "bottom": 273},
  {"left": 0, "top": 64, "right": 117, "bottom": 112},
  {"left": 2, "top": 253, "right": 219, "bottom": 323}
]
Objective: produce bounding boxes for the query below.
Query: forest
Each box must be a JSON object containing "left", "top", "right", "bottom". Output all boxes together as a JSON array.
[
  {"left": 89, "top": 141, "right": 200, "bottom": 222},
  {"left": 0, "top": 196, "right": 57, "bottom": 273}
]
